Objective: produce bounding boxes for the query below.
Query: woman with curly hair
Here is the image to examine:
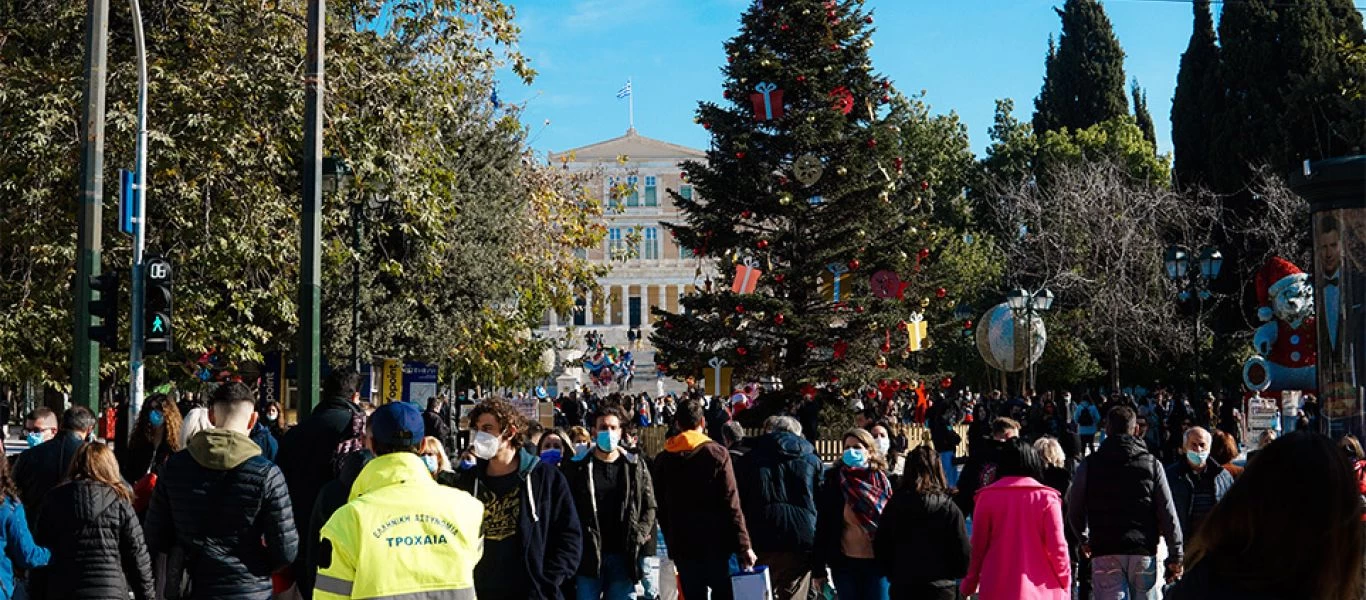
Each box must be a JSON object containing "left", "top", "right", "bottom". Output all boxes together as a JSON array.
[
  {"left": 117, "top": 394, "right": 182, "bottom": 490},
  {"left": 34, "top": 443, "right": 154, "bottom": 600}
]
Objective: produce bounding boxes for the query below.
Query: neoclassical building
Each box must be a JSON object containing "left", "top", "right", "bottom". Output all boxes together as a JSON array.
[{"left": 543, "top": 128, "right": 717, "bottom": 348}]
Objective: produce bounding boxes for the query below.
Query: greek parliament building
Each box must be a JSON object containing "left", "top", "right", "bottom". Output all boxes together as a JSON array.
[{"left": 542, "top": 128, "right": 718, "bottom": 348}]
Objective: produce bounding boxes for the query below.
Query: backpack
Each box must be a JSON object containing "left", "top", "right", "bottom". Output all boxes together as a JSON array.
[{"left": 1078, "top": 405, "right": 1096, "bottom": 427}]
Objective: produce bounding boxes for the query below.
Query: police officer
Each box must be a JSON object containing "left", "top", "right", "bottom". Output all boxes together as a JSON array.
[{"left": 314, "top": 402, "right": 484, "bottom": 600}]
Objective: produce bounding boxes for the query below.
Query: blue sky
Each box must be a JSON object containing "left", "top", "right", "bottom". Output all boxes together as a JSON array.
[{"left": 496, "top": 0, "right": 1205, "bottom": 158}]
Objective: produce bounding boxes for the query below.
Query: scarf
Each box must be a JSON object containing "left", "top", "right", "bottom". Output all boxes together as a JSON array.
[{"left": 839, "top": 466, "right": 891, "bottom": 539}]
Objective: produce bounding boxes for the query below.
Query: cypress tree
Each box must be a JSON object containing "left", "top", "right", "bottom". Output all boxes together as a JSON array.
[
  {"left": 1131, "top": 79, "right": 1157, "bottom": 150},
  {"left": 1170, "top": 0, "right": 1220, "bottom": 189},
  {"left": 1033, "top": 0, "right": 1129, "bottom": 135}
]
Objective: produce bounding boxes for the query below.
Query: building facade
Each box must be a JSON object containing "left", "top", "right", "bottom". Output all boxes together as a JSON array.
[{"left": 543, "top": 128, "right": 716, "bottom": 348}]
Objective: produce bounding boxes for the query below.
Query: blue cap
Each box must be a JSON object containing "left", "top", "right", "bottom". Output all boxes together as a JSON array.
[{"left": 370, "top": 402, "right": 424, "bottom": 447}]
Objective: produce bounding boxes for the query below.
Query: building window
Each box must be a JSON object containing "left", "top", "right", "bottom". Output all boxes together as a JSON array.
[
  {"left": 626, "top": 176, "right": 640, "bottom": 207},
  {"left": 679, "top": 184, "right": 693, "bottom": 201},
  {"left": 643, "top": 227, "right": 659, "bottom": 260},
  {"left": 644, "top": 176, "right": 658, "bottom": 206},
  {"left": 679, "top": 241, "right": 694, "bottom": 260},
  {"left": 608, "top": 227, "right": 624, "bottom": 258},
  {"left": 574, "top": 248, "right": 587, "bottom": 260}
]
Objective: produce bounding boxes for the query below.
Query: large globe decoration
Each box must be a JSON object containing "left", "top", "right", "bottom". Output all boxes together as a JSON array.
[{"left": 975, "top": 302, "right": 1047, "bottom": 373}]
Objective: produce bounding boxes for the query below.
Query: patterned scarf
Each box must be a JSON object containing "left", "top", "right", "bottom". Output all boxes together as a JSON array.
[{"left": 839, "top": 466, "right": 891, "bottom": 539}]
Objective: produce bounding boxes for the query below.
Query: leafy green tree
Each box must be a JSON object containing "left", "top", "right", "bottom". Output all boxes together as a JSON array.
[
  {"left": 1170, "top": 0, "right": 1221, "bottom": 189},
  {"left": 652, "top": 0, "right": 984, "bottom": 407},
  {"left": 1033, "top": 0, "right": 1130, "bottom": 135}
]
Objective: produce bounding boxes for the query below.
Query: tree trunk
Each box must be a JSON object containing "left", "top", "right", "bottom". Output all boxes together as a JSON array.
[{"left": 1109, "top": 336, "right": 1122, "bottom": 394}]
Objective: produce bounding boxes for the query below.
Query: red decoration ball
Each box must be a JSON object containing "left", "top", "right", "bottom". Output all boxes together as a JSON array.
[
  {"left": 723, "top": 90, "right": 731, "bottom": 99},
  {"left": 702, "top": 122, "right": 711, "bottom": 130},
  {"left": 774, "top": 313, "right": 785, "bottom": 325},
  {"left": 831, "top": 376, "right": 841, "bottom": 384},
  {"left": 664, "top": 321, "right": 674, "bottom": 329},
  {"left": 777, "top": 176, "right": 789, "bottom": 187},
  {"left": 727, "top": 56, "right": 734, "bottom": 64},
  {"left": 848, "top": 259, "right": 861, "bottom": 271},
  {"left": 736, "top": 151, "right": 746, "bottom": 159},
  {"left": 741, "top": 210, "right": 752, "bottom": 219},
  {"left": 865, "top": 15, "right": 874, "bottom": 23},
  {"left": 894, "top": 157, "right": 904, "bottom": 171},
  {"left": 735, "top": 305, "right": 745, "bottom": 314},
  {"left": 881, "top": 94, "right": 891, "bottom": 104},
  {"left": 882, "top": 80, "right": 892, "bottom": 89},
  {"left": 920, "top": 180, "right": 930, "bottom": 191},
  {"left": 918, "top": 248, "right": 931, "bottom": 260},
  {"left": 854, "top": 305, "right": 865, "bottom": 314},
  {"left": 806, "top": 341, "right": 817, "bottom": 349},
  {"left": 867, "top": 139, "right": 877, "bottom": 148},
  {"left": 774, "top": 273, "right": 786, "bottom": 283},
  {"left": 737, "top": 347, "right": 748, "bottom": 356},
  {"left": 757, "top": 239, "right": 769, "bottom": 249},
  {"left": 936, "top": 287, "right": 948, "bottom": 299},
  {"left": 940, "top": 377, "right": 953, "bottom": 389},
  {"left": 964, "top": 320, "right": 973, "bottom": 329},
  {"left": 781, "top": 24, "right": 790, "bottom": 31},
  {"left": 796, "top": 75, "right": 806, "bottom": 83},
  {"left": 830, "top": 43, "right": 840, "bottom": 51}
]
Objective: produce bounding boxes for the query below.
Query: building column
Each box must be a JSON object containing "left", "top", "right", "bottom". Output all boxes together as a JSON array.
[{"left": 585, "top": 291, "right": 595, "bottom": 326}]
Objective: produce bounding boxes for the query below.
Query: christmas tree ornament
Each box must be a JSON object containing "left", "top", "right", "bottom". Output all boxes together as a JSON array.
[
  {"left": 881, "top": 94, "right": 891, "bottom": 104},
  {"left": 819, "top": 262, "right": 851, "bottom": 302},
  {"left": 848, "top": 259, "right": 861, "bottom": 271},
  {"left": 940, "top": 377, "right": 953, "bottom": 389},
  {"left": 780, "top": 24, "right": 790, "bottom": 31},
  {"left": 836, "top": 166, "right": 848, "bottom": 176},
  {"left": 774, "top": 273, "right": 786, "bottom": 283},
  {"left": 736, "top": 151, "right": 746, "bottom": 159},
  {"left": 906, "top": 313, "right": 928, "bottom": 352},
  {"left": 750, "top": 82, "right": 784, "bottom": 121},
  {"left": 824, "top": 65, "right": 835, "bottom": 73},
  {"left": 774, "top": 313, "right": 785, "bottom": 325},
  {"left": 808, "top": 195, "right": 824, "bottom": 205},
  {"left": 723, "top": 90, "right": 731, "bottom": 99},
  {"left": 704, "top": 357, "right": 733, "bottom": 397},
  {"left": 806, "top": 340, "right": 817, "bottom": 350},
  {"left": 779, "top": 193, "right": 792, "bottom": 206},
  {"left": 919, "top": 298, "right": 931, "bottom": 308},
  {"left": 870, "top": 270, "right": 909, "bottom": 300},
  {"left": 735, "top": 304, "right": 745, "bottom": 314},
  {"left": 760, "top": 59, "right": 771, "bottom": 67},
  {"left": 796, "top": 75, "right": 806, "bottom": 83},
  {"left": 793, "top": 154, "right": 823, "bottom": 186},
  {"left": 964, "top": 320, "right": 973, "bottom": 329},
  {"left": 894, "top": 157, "right": 904, "bottom": 172},
  {"left": 829, "top": 86, "right": 855, "bottom": 115},
  {"left": 863, "top": 39, "right": 874, "bottom": 49},
  {"left": 702, "top": 122, "right": 711, "bottom": 130},
  {"left": 680, "top": 171, "right": 690, "bottom": 182},
  {"left": 737, "top": 346, "right": 748, "bottom": 356},
  {"left": 756, "top": 239, "right": 769, "bottom": 249},
  {"left": 740, "top": 210, "right": 752, "bottom": 219},
  {"left": 732, "top": 257, "right": 762, "bottom": 294},
  {"left": 877, "top": 356, "right": 888, "bottom": 369},
  {"left": 833, "top": 340, "right": 849, "bottom": 360},
  {"left": 829, "top": 43, "right": 840, "bottom": 51},
  {"left": 880, "top": 330, "right": 892, "bottom": 353},
  {"left": 866, "top": 138, "right": 877, "bottom": 148},
  {"left": 854, "top": 304, "right": 865, "bottom": 314},
  {"left": 936, "top": 287, "right": 947, "bottom": 299},
  {"left": 920, "top": 180, "right": 930, "bottom": 191},
  {"left": 865, "top": 15, "right": 874, "bottom": 23}
]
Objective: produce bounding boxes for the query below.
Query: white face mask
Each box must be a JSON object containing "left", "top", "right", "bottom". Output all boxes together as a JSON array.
[
  {"left": 471, "top": 430, "right": 502, "bottom": 460},
  {"left": 874, "top": 438, "right": 891, "bottom": 455}
]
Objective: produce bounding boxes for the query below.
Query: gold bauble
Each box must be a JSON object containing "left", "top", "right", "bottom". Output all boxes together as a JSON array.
[
  {"left": 920, "top": 298, "right": 931, "bottom": 308},
  {"left": 779, "top": 193, "right": 793, "bottom": 206},
  {"left": 836, "top": 166, "right": 848, "bottom": 176}
]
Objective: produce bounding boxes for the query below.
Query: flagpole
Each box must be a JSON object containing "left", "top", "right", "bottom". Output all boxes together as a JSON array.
[{"left": 628, "top": 76, "right": 634, "bottom": 130}]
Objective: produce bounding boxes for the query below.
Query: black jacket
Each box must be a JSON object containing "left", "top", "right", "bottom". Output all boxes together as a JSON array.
[
  {"left": 12, "top": 433, "right": 86, "bottom": 532},
  {"left": 117, "top": 441, "right": 176, "bottom": 490},
  {"left": 1165, "top": 562, "right": 1288, "bottom": 600},
  {"left": 33, "top": 480, "right": 155, "bottom": 600},
  {"left": 954, "top": 438, "right": 1008, "bottom": 515},
  {"left": 422, "top": 410, "right": 451, "bottom": 445},
  {"left": 1164, "top": 458, "right": 1233, "bottom": 538},
  {"left": 1066, "top": 435, "right": 1181, "bottom": 561},
  {"left": 448, "top": 448, "right": 583, "bottom": 600},
  {"left": 562, "top": 451, "right": 656, "bottom": 580},
  {"left": 873, "top": 491, "right": 969, "bottom": 590},
  {"left": 734, "top": 432, "right": 822, "bottom": 553},
  {"left": 145, "top": 430, "right": 299, "bottom": 600}
]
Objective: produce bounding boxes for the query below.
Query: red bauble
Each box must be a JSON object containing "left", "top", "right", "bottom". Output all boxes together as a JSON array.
[
  {"left": 831, "top": 376, "right": 841, "bottom": 384},
  {"left": 894, "top": 157, "right": 904, "bottom": 171},
  {"left": 918, "top": 248, "right": 931, "bottom": 260},
  {"left": 854, "top": 305, "right": 865, "bottom": 313},
  {"left": 796, "top": 75, "right": 806, "bottom": 84},
  {"left": 921, "top": 180, "right": 931, "bottom": 191},
  {"left": 881, "top": 94, "right": 891, "bottom": 104},
  {"left": 735, "top": 305, "right": 745, "bottom": 314},
  {"left": 658, "top": 364, "right": 668, "bottom": 373},
  {"left": 848, "top": 259, "right": 861, "bottom": 271},
  {"left": 702, "top": 122, "right": 712, "bottom": 130},
  {"left": 757, "top": 239, "right": 770, "bottom": 249},
  {"left": 867, "top": 138, "right": 878, "bottom": 148},
  {"left": 737, "top": 347, "right": 748, "bottom": 356},
  {"left": 774, "top": 313, "right": 785, "bottom": 325},
  {"left": 940, "top": 377, "right": 953, "bottom": 389},
  {"left": 664, "top": 321, "right": 674, "bottom": 329},
  {"left": 777, "top": 175, "right": 789, "bottom": 186},
  {"left": 774, "top": 273, "right": 786, "bottom": 283},
  {"left": 780, "top": 24, "right": 790, "bottom": 31},
  {"left": 806, "top": 341, "right": 817, "bottom": 349},
  {"left": 830, "top": 43, "right": 840, "bottom": 51},
  {"left": 736, "top": 151, "right": 746, "bottom": 159},
  {"left": 897, "top": 321, "right": 908, "bottom": 331},
  {"left": 865, "top": 15, "right": 874, "bottom": 23},
  {"left": 727, "top": 55, "right": 734, "bottom": 64},
  {"left": 740, "top": 210, "right": 752, "bottom": 219},
  {"left": 882, "top": 80, "right": 892, "bottom": 89},
  {"left": 936, "top": 287, "right": 947, "bottom": 299},
  {"left": 964, "top": 320, "right": 973, "bottom": 329},
  {"left": 723, "top": 90, "right": 731, "bottom": 99}
]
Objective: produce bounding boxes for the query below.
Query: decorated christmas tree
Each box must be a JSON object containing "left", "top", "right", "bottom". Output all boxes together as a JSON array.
[{"left": 652, "top": 0, "right": 970, "bottom": 412}]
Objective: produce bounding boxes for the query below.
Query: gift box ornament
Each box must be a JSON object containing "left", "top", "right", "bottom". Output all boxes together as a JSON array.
[
  {"left": 703, "top": 356, "right": 734, "bottom": 398},
  {"left": 732, "top": 257, "right": 763, "bottom": 294},
  {"left": 818, "top": 262, "right": 850, "bottom": 303},
  {"left": 750, "top": 82, "right": 784, "bottom": 121},
  {"left": 906, "top": 313, "right": 929, "bottom": 352},
  {"left": 870, "top": 270, "right": 908, "bottom": 300}
]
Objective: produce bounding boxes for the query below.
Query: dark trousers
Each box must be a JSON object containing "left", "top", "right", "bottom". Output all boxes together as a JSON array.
[
  {"left": 675, "top": 555, "right": 733, "bottom": 600},
  {"left": 889, "top": 582, "right": 959, "bottom": 600},
  {"left": 756, "top": 551, "right": 812, "bottom": 600}
]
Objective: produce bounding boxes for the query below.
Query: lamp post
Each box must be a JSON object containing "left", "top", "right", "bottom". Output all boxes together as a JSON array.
[
  {"left": 1006, "top": 287, "right": 1054, "bottom": 394},
  {"left": 1164, "top": 245, "right": 1222, "bottom": 392},
  {"left": 298, "top": 0, "right": 326, "bottom": 420}
]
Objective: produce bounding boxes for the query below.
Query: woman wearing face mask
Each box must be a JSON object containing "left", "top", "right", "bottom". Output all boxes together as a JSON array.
[
  {"left": 870, "top": 422, "right": 903, "bottom": 490},
  {"left": 116, "top": 394, "right": 182, "bottom": 502},
  {"left": 248, "top": 403, "right": 280, "bottom": 463},
  {"left": 259, "top": 401, "right": 285, "bottom": 439},
  {"left": 814, "top": 428, "right": 893, "bottom": 600},
  {"left": 537, "top": 429, "right": 573, "bottom": 468},
  {"left": 445, "top": 399, "right": 583, "bottom": 600},
  {"left": 568, "top": 426, "right": 592, "bottom": 463}
]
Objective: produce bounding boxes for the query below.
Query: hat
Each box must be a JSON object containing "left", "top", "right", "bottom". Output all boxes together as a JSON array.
[
  {"left": 370, "top": 402, "right": 424, "bottom": 447},
  {"left": 1255, "top": 257, "right": 1308, "bottom": 321}
]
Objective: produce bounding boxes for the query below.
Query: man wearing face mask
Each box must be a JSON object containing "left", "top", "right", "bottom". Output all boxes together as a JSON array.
[
  {"left": 13, "top": 406, "right": 96, "bottom": 531},
  {"left": 1163, "top": 427, "right": 1232, "bottom": 546},
  {"left": 18, "top": 408, "right": 57, "bottom": 452},
  {"left": 448, "top": 399, "right": 582, "bottom": 600},
  {"left": 562, "top": 404, "right": 657, "bottom": 600}
]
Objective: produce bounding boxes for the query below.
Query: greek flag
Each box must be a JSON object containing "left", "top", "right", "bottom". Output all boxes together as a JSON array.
[{"left": 616, "top": 80, "right": 632, "bottom": 99}]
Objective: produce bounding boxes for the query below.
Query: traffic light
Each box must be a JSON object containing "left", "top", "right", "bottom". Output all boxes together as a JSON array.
[
  {"left": 144, "top": 257, "right": 174, "bottom": 355},
  {"left": 88, "top": 271, "right": 120, "bottom": 350}
]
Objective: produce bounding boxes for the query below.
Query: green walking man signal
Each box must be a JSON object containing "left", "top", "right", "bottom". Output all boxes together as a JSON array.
[{"left": 144, "top": 257, "right": 174, "bottom": 355}]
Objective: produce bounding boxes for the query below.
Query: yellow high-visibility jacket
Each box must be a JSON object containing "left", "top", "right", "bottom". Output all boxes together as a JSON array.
[{"left": 315, "top": 452, "right": 483, "bottom": 600}]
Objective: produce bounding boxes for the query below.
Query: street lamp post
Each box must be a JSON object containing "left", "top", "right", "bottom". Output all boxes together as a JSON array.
[
  {"left": 1006, "top": 287, "right": 1054, "bottom": 394},
  {"left": 298, "top": 0, "right": 326, "bottom": 420},
  {"left": 1164, "top": 245, "right": 1223, "bottom": 392}
]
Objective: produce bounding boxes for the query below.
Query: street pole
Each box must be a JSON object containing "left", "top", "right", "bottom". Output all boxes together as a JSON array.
[
  {"left": 351, "top": 200, "right": 361, "bottom": 372},
  {"left": 72, "top": 0, "right": 111, "bottom": 413},
  {"left": 1194, "top": 292, "right": 1203, "bottom": 394},
  {"left": 127, "top": 0, "right": 149, "bottom": 434},
  {"left": 298, "top": 0, "right": 325, "bottom": 420}
]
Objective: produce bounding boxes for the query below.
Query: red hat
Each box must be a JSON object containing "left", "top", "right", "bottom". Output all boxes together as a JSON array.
[{"left": 1255, "top": 256, "right": 1307, "bottom": 321}]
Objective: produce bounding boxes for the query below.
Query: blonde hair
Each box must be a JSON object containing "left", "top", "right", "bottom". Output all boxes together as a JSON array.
[
  {"left": 179, "top": 407, "right": 214, "bottom": 448},
  {"left": 568, "top": 426, "right": 591, "bottom": 445},
  {"left": 1034, "top": 436, "right": 1066, "bottom": 469},
  {"left": 843, "top": 428, "right": 888, "bottom": 472},
  {"left": 420, "top": 437, "right": 452, "bottom": 473}
]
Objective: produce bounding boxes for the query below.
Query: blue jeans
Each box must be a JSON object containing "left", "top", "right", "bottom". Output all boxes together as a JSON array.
[
  {"left": 939, "top": 450, "right": 958, "bottom": 488},
  {"left": 1091, "top": 555, "right": 1158, "bottom": 600},
  {"left": 674, "top": 555, "right": 733, "bottom": 600},
  {"left": 832, "top": 557, "right": 889, "bottom": 600},
  {"left": 577, "top": 552, "right": 636, "bottom": 600}
]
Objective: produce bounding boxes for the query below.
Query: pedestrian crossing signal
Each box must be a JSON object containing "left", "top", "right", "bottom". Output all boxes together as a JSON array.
[{"left": 144, "top": 256, "right": 174, "bottom": 355}]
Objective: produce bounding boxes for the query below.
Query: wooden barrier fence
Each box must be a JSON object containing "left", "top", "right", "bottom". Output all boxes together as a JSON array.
[{"left": 638, "top": 423, "right": 972, "bottom": 463}]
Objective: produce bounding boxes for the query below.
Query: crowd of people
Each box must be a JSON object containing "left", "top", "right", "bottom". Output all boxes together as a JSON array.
[{"left": 0, "top": 373, "right": 1358, "bottom": 600}]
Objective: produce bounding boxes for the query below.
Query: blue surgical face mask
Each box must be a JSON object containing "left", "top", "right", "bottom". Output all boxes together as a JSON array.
[
  {"left": 147, "top": 410, "right": 165, "bottom": 428},
  {"left": 540, "top": 448, "right": 563, "bottom": 466},
  {"left": 842, "top": 448, "right": 868, "bottom": 469},
  {"left": 596, "top": 430, "right": 620, "bottom": 453},
  {"left": 25, "top": 432, "right": 44, "bottom": 449},
  {"left": 422, "top": 455, "right": 439, "bottom": 474},
  {"left": 572, "top": 443, "right": 590, "bottom": 461},
  {"left": 458, "top": 458, "right": 477, "bottom": 471},
  {"left": 1186, "top": 450, "right": 1210, "bottom": 467}
]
